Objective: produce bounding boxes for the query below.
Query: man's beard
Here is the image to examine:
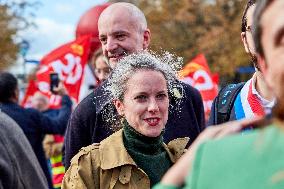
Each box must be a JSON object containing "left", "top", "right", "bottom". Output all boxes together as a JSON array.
[{"left": 107, "top": 50, "right": 128, "bottom": 68}]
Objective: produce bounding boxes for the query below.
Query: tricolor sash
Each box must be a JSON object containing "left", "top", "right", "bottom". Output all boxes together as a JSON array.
[{"left": 234, "top": 78, "right": 265, "bottom": 120}]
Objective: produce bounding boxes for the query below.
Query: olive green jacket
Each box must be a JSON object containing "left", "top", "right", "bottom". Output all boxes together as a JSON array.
[{"left": 62, "top": 129, "right": 189, "bottom": 189}]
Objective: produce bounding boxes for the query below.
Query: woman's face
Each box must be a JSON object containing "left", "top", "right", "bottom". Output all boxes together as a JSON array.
[
  {"left": 94, "top": 56, "right": 111, "bottom": 82},
  {"left": 114, "top": 70, "right": 169, "bottom": 137}
]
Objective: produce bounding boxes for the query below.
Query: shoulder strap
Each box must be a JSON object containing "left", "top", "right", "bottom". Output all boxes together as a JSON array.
[{"left": 215, "top": 82, "right": 245, "bottom": 124}]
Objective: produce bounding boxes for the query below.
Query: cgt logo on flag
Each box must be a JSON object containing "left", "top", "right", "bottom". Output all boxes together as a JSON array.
[
  {"left": 179, "top": 54, "right": 218, "bottom": 120},
  {"left": 35, "top": 35, "right": 91, "bottom": 108}
]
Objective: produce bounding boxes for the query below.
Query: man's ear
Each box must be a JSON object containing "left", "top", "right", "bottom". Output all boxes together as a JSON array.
[
  {"left": 143, "top": 29, "right": 151, "bottom": 49},
  {"left": 257, "top": 54, "right": 267, "bottom": 75},
  {"left": 241, "top": 32, "right": 249, "bottom": 53},
  {"left": 113, "top": 99, "right": 124, "bottom": 116}
]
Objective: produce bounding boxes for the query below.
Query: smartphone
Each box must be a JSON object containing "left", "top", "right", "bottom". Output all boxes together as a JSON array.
[{"left": 50, "top": 73, "right": 59, "bottom": 93}]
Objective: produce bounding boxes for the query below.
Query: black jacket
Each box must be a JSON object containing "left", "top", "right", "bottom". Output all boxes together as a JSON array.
[
  {"left": 0, "top": 95, "right": 72, "bottom": 189},
  {"left": 64, "top": 81, "right": 205, "bottom": 169}
]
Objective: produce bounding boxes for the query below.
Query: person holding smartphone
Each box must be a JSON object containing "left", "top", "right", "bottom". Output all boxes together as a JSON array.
[{"left": 0, "top": 72, "right": 72, "bottom": 189}]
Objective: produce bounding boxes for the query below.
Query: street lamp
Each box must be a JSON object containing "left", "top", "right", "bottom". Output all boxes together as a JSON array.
[{"left": 19, "top": 39, "right": 30, "bottom": 81}]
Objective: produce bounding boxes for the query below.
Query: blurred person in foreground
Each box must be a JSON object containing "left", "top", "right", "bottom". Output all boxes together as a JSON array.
[
  {"left": 154, "top": 0, "right": 284, "bottom": 188},
  {"left": 0, "top": 111, "right": 48, "bottom": 189},
  {"left": 62, "top": 52, "right": 189, "bottom": 188},
  {"left": 0, "top": 72, "right": 72, "bottom": 189},
  {"left": 64, "top": 2, "right": 205, "bottom": 169},
  {"left": 208, "top": 0, "right": 275, "bottom": 126}
]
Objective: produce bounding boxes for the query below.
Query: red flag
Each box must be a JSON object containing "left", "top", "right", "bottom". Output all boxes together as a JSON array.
[
  {"left": 179, "top": 54, "right": 218, "bottom": 120},
  {"left": 21, "top": 78, "right": 63, "bottom": 109},
  {"left": 36, "top": 35, "right": 91, "bottom": 107},
  {"left": 21, "top": 79, "right": 38, "bottom": 108}
]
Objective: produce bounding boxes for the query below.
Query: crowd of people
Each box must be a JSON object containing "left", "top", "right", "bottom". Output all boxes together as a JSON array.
[{"left": 0, "top": 0, "right": 284, "bottom": 188}]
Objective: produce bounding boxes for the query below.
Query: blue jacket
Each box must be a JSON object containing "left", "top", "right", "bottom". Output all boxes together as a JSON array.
[
  {"left": 64, "top": 81, "right": 205, "bottom": 169},
  {"left": 0, "top": 95, "right": 72, "bottom": 189}
]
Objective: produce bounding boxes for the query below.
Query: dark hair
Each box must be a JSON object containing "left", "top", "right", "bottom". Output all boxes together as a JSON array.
[
  {"left": 241, "top": 0, "right": 256, "bottom": 32},
  {"left": 252, "top": 0, "right": 274, "bottom": 56},
  {"left": 0, "top": 72, "right": 18, "bottom": 102}
]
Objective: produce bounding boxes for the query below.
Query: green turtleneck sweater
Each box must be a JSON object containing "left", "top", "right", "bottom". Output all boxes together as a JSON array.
[{"left": 123, "top": 121, "right": 172, "bottom": 187}]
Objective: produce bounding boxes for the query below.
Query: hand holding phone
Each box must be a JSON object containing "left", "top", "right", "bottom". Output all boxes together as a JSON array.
[{"left": 50, "top": 73, "right": 59, "bottom": 94}]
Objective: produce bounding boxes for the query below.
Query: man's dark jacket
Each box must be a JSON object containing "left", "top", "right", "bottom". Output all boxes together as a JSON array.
[
  {"left": 0, "top": 95, "right": 72, "bottom": 189},
  {"left": 0, "top": 111, "right": 48, "bottom": 189},
  {"left": 64, "top": 81, "right": 205, "bottom": 169}
]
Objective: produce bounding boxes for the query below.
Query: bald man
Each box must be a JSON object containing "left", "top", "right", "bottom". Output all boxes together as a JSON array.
[
  {"left": 98, "top": 3, "right": 150, "bottom": 67},
  {"left": 64, "top": 2, "right": 205, "bottom": 169}
]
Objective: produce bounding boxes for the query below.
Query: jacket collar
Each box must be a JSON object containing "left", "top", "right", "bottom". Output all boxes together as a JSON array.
[
  {"left": 99, "top": 129, "right": 189, "bottom": 170},
  {"left": 164, "top": 137, "right": 189, "bottom": 163},
  {"left": 99, "top": 129, "right": 135, "bottom": 170}
]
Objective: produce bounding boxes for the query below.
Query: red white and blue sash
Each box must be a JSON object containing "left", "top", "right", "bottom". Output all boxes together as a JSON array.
[{"left": 234, "top": 78, "right": 266, "bottom": 120}]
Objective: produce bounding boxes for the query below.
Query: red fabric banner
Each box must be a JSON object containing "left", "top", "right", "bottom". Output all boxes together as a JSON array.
[
  {"left": 21, "top": 35, "right": 91, "bottom": 108},
  {"left": 36, "top": 35, "right": 91, "bottom": 108},
  {"left": 179, "top": 54, "right": 218, "bottom": 120},
  {"left": 21, "top": 78, "right": 62, "bottom": 109},
  {"left": 21, "top": 79, "right": 38, "bottom": 108}
]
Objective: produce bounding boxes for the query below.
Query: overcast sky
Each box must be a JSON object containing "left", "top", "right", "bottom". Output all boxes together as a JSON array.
[
  {"left": 9, "top": 0, "right": 106, "bottom": 74},
  {"left": 21, "top": 0, "right": 107, "bottom": 60}
]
